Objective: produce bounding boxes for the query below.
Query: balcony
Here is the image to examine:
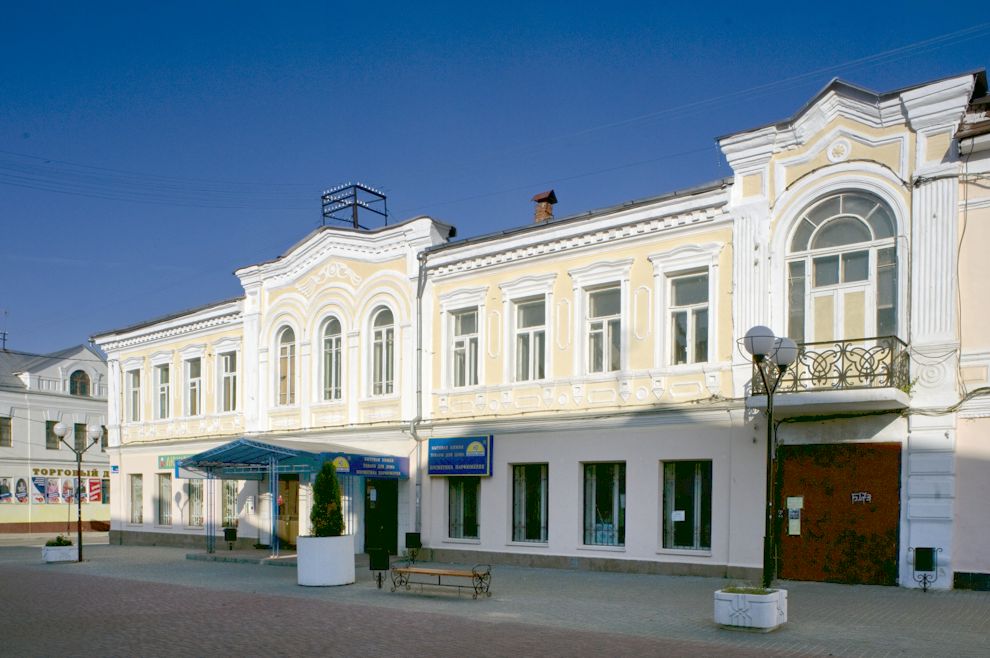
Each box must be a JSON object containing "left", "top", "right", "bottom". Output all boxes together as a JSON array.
[{"left": 750, "top": 336, "right": 911, "bottom": 417}]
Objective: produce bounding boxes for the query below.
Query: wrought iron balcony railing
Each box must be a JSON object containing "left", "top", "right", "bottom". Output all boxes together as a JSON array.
[{"left": 751, "top": 336, "right": 910, "bottom": 395}]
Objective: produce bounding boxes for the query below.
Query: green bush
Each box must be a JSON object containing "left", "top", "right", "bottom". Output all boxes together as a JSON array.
[
  {"left": 45, "top": 535, "right": 72, "bottom": 547},
  {"left": 310, "top": 461, "right": 344, "bottom": 537}
]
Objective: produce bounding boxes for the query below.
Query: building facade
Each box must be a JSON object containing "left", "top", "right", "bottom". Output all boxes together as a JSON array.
[
  {"left": 0, "top": 345, "right": 110, "bottom": 533},
  {"left": 94, "top": 70, "right": 990, "bottom": 589}
]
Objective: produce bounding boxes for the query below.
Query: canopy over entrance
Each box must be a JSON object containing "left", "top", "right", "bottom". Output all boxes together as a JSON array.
[{"left": 177, "top": 437, "right": 409, "bottom": 555}]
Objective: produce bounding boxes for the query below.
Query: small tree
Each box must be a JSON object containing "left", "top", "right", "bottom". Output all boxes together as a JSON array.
[{"left": 311, "top": 461, "right": 344, "bottom": 537}]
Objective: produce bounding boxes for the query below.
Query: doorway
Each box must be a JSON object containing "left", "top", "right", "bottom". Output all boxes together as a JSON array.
[
  {"left": 364, "top": 478, "right": 398, "bottom": 555},
  {"left": 276, "top": 475, "right": 299, "bottom": 548},
  {"left": 777, "top": 442, "right": 901, "bottom": 585}
]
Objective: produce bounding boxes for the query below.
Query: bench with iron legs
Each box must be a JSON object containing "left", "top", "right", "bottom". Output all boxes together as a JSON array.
[{"left": 390, "top": 562, "right": 492, "bottom": 599}]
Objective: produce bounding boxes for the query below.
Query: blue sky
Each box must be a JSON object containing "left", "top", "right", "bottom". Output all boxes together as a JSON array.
[{"left": 1, "top": 2, "right": 986, "bottom": 354}]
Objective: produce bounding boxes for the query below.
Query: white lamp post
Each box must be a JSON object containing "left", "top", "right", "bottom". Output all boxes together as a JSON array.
[
  {"left": 743, "top": 326, "right": 798, "bottom": 589},
  {"left": 52, "top": 422, "right": 103, "bottom": 563}
]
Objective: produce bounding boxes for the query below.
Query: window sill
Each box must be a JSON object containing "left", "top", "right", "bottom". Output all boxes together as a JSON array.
[
  {"left": 214, "top": 410, "right": 240, "bottom": 417},
  {"left": 507, "top": 540, "right": 549, "bottom": 548},
  {"left": 154, "top": 524, "right": 172, "bottom": 529},
  {"left": 184, "top": 525, "right": 205, "bottom": 531},
  {"left": 311, "top": 399, "right": 345, "bottom": 407},
  {"left": 657, "top": 547, "right": 712, "bottom": 557},
  {"left": 362, "top": 393, "right": 400, "bottom": 403},
  {"left": 576, "top": 544, "right": 626, "bottom": 553},
  {"left": 442, "top": 537, "right": 481, "bottom": 545}
]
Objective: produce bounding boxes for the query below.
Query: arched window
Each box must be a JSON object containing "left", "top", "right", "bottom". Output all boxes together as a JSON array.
[
  {"left": 277, "top": 326, "right": 296, "bottom": 405},
  {"left": 322, "top": 318, "right": 342, "bottom": 401},
  {"left": 69, "top": 370, "right": 90, "bottom": 396},
  {"left": 371, "top": 307, "right": 394, "bottom": 396},
  {"left": 787, "top": 191, "right": 897, "bottom": 343}
]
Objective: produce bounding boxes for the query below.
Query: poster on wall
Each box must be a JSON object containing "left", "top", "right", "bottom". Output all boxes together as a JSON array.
[
  {"left": 15, "top": 478, "right": 28, "bottom": 503},
  {"left": 62, "top": 479, "right": 76, "bottom": 503},
  {"left": 0, "top": 477, "right": 12, "bottom": 503},
  {"left": 46, "top": 478, "right": 61, "bottom": 504},
  {"left": 32, "top": 477, "right": 46, "bottom": 503},
  {"left": 88, "top": 479, "right": 102, "bottom": 504}
]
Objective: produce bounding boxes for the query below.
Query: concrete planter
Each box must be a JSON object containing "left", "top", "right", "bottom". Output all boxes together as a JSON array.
[
  {"left": 296, "top": 535, "right": 355, "bottom": 586},
  {"left": 42, "top": 545, "right": 78, "bottom": 563},
  {"left": 714, "top": 588, "right": 787, "bottom": 632}
]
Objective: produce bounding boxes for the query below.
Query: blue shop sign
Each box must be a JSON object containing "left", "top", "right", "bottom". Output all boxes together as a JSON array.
[
  {"left": 428, "top": 436, "right": 493, "bottom": 477},
  {"left": 327, "top": 453, "right": 409, "bottom": 479}
]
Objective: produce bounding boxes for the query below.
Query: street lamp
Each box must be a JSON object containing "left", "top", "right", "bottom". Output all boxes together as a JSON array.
[
  {"left": 743, "top": 325, "right": 798, "bottom": 589},
  {"left": 52, "top": 422, "right": 102, "bottom": 563}
]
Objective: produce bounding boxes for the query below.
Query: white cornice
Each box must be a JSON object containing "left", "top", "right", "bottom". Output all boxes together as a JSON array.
[
  {"left": 97, "top": 310, "right": 243, "bottom": 352},
  {"left": 900, "top": 75, "right": 976, "bottom": 132}
]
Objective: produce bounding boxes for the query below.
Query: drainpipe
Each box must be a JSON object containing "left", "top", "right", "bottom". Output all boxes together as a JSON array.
[{"left": 410, "top": 249, "right": 430, "bottom": 533}]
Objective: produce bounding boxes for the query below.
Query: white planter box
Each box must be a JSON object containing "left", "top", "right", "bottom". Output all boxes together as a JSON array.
[
  {"left": 296, "top": 535, "right": 355, "bottom": 586},
  {"left": 42, "top": 545, "right": 78, "bottom": 563},
  {"left": 714, "top": 588, "right": 787, "bottom": 632}
]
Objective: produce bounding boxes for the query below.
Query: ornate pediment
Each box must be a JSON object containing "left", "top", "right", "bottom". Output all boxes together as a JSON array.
[{"left": 298, "top": 262, "right": 363, "bottom": 297}]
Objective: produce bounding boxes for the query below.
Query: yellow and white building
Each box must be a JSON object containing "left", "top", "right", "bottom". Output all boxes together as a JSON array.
[{"left": 94, "top": 69, "right": 990, "bottom": 589}]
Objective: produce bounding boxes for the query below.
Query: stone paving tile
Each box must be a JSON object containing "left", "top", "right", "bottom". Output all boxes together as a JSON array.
[{"left": 1, "top": 543, "right": 988, "bottom": 657}]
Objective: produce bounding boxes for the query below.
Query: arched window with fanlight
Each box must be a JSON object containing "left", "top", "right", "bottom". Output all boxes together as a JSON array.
[
  {"left": 786, "top": 191, "right": 898, "bottom": 344},
  {"left": 322, "top": 317, "right": 342, "bottom": 401},
  {"left": 69, "top": 370, "right": 90, "bottom": 397},
  {"left": 371, "top": 307, "right": 394, "bottom": 396},
  {"left": 276, "top": 326, "right": 296, "bottom": 405}
]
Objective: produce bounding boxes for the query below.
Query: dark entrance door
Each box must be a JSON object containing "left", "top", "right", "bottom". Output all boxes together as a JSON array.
[
  {"left": 364, "top": 479, "right": 398, "bottom": 555},
  {"left": 777, "top": 442, "right": 901, "bottom": 585}
]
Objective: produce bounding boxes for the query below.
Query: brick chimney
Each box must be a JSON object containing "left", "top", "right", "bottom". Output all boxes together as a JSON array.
[{"left": 531, "top": 189, "right": 557, "bottom": 223}]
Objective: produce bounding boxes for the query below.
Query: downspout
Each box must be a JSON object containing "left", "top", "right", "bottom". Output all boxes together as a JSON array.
[{"left": 410, "top": 249, "right": 430, "bottom": 533}]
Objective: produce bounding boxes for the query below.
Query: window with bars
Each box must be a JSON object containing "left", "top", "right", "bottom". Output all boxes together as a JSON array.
[
  {"left": 448, "top": 477, "right": 479, "bottom": 539},
  {"left": 662, "top": 460, "right": 712, "bottom": 550},
  {"left": 129, "top": 474, "right": 143, "bottom": 524},
  {"left": 512, "top": 464, "right": 548, "bottom": 542},
  {"left": 187, "top": 480, "right": 203, "bottom": 527},
  {"left": 222, "top": 480, "right": 239, "bottom": 528},
  {"left": 583, "top": 462, "right": 625, "bottom": 546},
  {"left": 157, "top": 474, "right": 172, "bottom": 525}
]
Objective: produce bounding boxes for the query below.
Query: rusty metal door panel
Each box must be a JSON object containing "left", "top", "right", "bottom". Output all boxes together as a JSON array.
[{"left": 778, "top": 442, "right": 901, "bottom": 585}]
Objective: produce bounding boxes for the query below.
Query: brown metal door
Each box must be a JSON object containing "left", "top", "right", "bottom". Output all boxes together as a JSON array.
[{"left": 777, "top": 442, "right": 901, "bottom": 585}]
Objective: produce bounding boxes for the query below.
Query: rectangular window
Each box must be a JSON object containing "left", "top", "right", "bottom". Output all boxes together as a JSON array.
[
  {"left": 126, "top": 370, "right": 141, "bottom": 422},
  {"left": 187, "top": 480, "right": 204, "bottom": 527},
  {"left": 662, "top": 461, "right": 712, "bottom": 550},
  {"left": 583, "top": 462, "right": 625, "bottom": 546},
  {"left": 323, "top": 334, "right": 342, "bottom": 401},
  {"left": 220, "top": 352, "right": 237, "bottom": 412},
  {"left": 515, "top": 299, "right": 546, "bottom": 381},
  {"left": 877, "top": 247, "right": 897, "bottom": 336},
  {"left": 46, "top": 420, "right": 59, "bottom": 450},
  {"left": 102, "top": 478, "right": 110, "bottom": 505},
  {"left": 372, "top": 326, "right": 394, "bottom": 396},
  {"left": 512, "top": 464, "right": 548, "bottom": 542},
  {"left": 451, "top": 309, "right": 479, "bottom": 388},
  {"left": 787, "top": 261, "right": 806, "bottom": 344},
  {"left": 587, "top": 287, "right": 621, "bottom": 373},
  {"left": 129, "top": 474, "right": 143, "bottom": 524},
  {"left": 100, "top": 425, "right": 108, "bottom": 451},
  {"left": 155, "top": 364, "right": 170, "bottom": 419},
  {"left": 670, "top": 272, "right": 709, "bottom": 365},
  {"left": 448, "top": 477, "right": 479, "bottom": 539},
  {"left": 0, "top": 417, "right": 10, "bottom": 447},
  {"left": 222, "top": 480, "right": 239, "bottom": 528},
  {"left": 73, "top": 422, "right": 86, "bottom": 452},
  {"left": 157, "top": 473, "right": 172, "bottom": 525},
  {"left": 185, "top": 358, "right": 201, "bottom": 416}
]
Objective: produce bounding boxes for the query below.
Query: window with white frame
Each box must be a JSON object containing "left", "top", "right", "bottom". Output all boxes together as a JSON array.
[
  {"left": 129, "top": 474, "right": 143, "bottom": 524},
  {"left": 154, "top": 364, "right": 170, "bottom": 419},
  {"left": 219, "top": 352, "right": 237, "bottom": 412},
  {"left": 662, "top": 460, "right": 712, "bottom": 550},
  {"left": 157, "top": 473, "right": 172, "bottom": 525},
  {"left": 371, "top": 307, "right": 394, "bottom": 396},
  {"left": 515, "top": 298, "right": 546, "bottom": 381},
  {"left": 669, "top": 272, "right": 709, "bottom": 365},
  {"left": 222, "top": 480, "right": 239, "bottom": 528},
  {"left": 187, "top": 479, "right": 203, "bottom": 527},
  {"left": 184, "top": 358, "right": 202, "bottom": 416},
  {"left": 448, "top": 477, "right": 479, "bottom": 539},
  {"left": 69, "top": 370, "right": 90, "bottom": 396},
  {"left": 45, "top": 420, "right": 59, "bottom": 450},
  {"left": 126, "top": 369, "right": 141, "bottom": 422},
  {"left": 512, "top": 463, "right": 548, "bottom": 542},
  {"left": 583, "top": 462, "right": 625, "bottom": 546},
  {"left": 587, "top": 287, "right": 621, "bottom": 374},
  {"left": 787, "top": 191, "right": 898, "bottom": 343},
  {"left": 277, "top": 326, "right": 296, "bottom": 405},
  {"left": 322, "top": 318, "right": 342, "bottom": 401},
  {"left": 451, "top": 308, "right": 479, "bottom": 388}
]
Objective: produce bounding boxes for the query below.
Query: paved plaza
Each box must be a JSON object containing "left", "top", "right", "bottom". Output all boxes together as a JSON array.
[{"left": 0, "top": 537, "right": 987, "bottom": 657}]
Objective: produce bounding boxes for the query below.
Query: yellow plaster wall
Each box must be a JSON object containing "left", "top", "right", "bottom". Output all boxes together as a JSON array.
[{"left": 958, "top": 198, "right": 990, "bottom": 351}]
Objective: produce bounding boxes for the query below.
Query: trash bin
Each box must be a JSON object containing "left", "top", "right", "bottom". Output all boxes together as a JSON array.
[{"left": 223, "top": 527, "right": 237, "bottom": 550}]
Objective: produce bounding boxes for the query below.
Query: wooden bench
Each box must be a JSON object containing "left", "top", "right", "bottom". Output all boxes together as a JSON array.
[{"left": 390, "top": 562, "right": 492, "bottom": 599}]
